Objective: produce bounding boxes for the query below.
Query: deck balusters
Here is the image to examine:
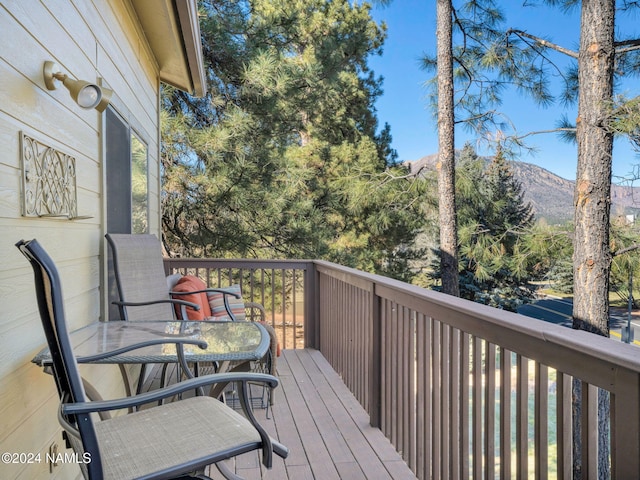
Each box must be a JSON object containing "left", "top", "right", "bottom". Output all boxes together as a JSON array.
[{"left": 165, "top": 258, "right": 640, "bottom": 479}]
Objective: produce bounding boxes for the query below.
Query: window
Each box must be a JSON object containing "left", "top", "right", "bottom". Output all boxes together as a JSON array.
[
  {"left": 105, "top": 108, "right": 149, "bottom": 233},
  {"left": 105, "top": 107, "right": 149, "bottom": 320},
  {"left": 131, "top": 133, "right": 148, "bottom": 234}
]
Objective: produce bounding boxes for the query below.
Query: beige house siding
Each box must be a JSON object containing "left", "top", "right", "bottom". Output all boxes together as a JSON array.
[{"left": 0, "top": 0, "right": 189, "bottom": 477}]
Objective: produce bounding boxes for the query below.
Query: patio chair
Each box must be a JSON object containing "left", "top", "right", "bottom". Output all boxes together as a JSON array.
[
  {"left": 106, "top": 233, "right": 239, "bottom": 390},
  {"left": 16, "top": 238, "right": 288, "bottom": 480},
  {"left": 105, "top": 233, "right": 238, "bottom": 323},
  {"left": 107, "top": 233, "right": 279, "bottom": 406}
]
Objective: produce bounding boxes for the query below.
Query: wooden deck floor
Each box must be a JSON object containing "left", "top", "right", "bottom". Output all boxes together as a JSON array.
[{"left": 148, "top": 349, "right": 416, "bottom": 479}]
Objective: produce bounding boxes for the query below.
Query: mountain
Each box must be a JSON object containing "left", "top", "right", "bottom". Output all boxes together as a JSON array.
[{"left": 408, "top": 154, "right": 640, "bottom": 224}]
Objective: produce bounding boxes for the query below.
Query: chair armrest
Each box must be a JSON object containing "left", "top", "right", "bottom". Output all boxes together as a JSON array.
[
  {"left": 171, "top": 287, "right": 241, "bottom": 299},
  {"left": 62, "top": 372, "right": 279, "bottom": 414},
  {"left": 112, "top": 298, "right": 200, "bottom": 311},
  {"left": 171, "top": 287, "right": 241, "bottom": 320},
  {"left": 75, "top": 338, "right": 208, "bottom": 363},
  {"left": 62, "top": 372, "right": 288, "bottom": 464}
]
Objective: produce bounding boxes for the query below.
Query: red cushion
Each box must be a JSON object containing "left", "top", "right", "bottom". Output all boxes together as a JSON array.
[{"left": 171, "top": 275, "right": 212, "bottom": 320}]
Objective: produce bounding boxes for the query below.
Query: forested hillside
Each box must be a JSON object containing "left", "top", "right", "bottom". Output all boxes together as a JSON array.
[{"left": 410, "top": 154, "right": 640, "bottom": 224}]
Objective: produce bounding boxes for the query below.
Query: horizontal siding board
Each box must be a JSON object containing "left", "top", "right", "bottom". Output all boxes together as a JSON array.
[
  {"left": 0, "top": 61, "right": 100, "bottom": 158},
  {"left": 0, "top": 266, "right": 100, "bottom": 377},
  {"left": 75, "top": 189, "right": 103, "bottom": 223},
  {"left": 0, "top": 163, "right": 19, "bottom": 219},
  {"left": 0, "top": 114, "right": 22, "bottom": 168},
  {"left": 96, "top": 44, "right": 157, "bottom": 137},
  {"left": 89, "top": 1, "right": 158, "bottom": 111},
  {"left": 40, "top": 0, "right": 98, "bottom": 59},
  {"left": 0, "top": 363, "right": 58, "bottom": 445},
  {"left": 0, "top": 226, "right": 98, "bottom": 269},
  {"left": 1, "top": 0, "right": 165, "bottom": 476},
  {"left": 2, "top": 0, "right": 98, "bottom": 73}
]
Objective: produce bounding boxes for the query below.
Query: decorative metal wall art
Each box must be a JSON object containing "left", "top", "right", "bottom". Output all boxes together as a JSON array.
[{"left": 20, "top": 132, "right": 90, "bottom": 219}]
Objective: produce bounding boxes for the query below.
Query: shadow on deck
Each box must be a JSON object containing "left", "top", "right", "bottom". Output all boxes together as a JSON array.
[{"left": 146, "top": 349, "right": 416, "bottom": 479}]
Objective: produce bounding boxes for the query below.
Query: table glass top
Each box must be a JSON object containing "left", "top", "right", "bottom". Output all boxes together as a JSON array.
[{"left": 32, "top": 320, "right": 269, "bottom": 365}]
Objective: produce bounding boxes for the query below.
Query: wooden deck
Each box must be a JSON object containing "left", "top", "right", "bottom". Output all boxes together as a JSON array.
[{"left": 148, "top": 349, "right": 416, "bottom": 479}]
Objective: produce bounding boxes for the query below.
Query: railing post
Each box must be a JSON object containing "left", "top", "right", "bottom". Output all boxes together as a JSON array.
[
  {"left": 304, "top": 261, "right": 319, "bottom": 349},
  {"left": 369, "top": 282, "right": 382, "bottom": 428},
  {"left": 163, "top": 258, "right": 173, "bottom": 277},
  {"left": 612, "top": 369, "right": 640, "bottom": 479}
]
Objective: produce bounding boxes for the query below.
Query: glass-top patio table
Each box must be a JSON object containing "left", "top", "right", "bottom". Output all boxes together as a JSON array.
[
  {"left": 32, "top": 320, "right": 271, "bottom": 400},
  {"left": 33, "top": 320, "right": 270, "bottom": 366}
]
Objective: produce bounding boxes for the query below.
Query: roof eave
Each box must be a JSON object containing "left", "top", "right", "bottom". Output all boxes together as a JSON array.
[
  {"left": 130, "top": 0, "right": 207, "bottom": 97},
  {"left": 174, "top": 0, "right": 206, "bottom": 97}
]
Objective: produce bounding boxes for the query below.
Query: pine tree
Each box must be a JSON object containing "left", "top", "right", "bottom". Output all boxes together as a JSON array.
[
  {"left": 435, "top": 0, "right": 459, "bottom": 296},
  {"left": 483, "top": 147, "right": 534, "bottom": 243},
  {"left": 160, "top": 0, "right": 425, "bottom": 280},
  {"left": 424, "top": 1, "right": 533, "bottom": 297},
  {"left": 427, "top": 145, "right": 537, "bottom": 310},
  {"left": 457, "top": 146, "right": 536, "bottom": 310}
]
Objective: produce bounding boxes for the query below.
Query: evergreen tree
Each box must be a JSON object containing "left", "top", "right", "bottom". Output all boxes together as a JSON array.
[
  {"left": 423, "top": 0, "right": 539, "bottom": 298},
  {"left": 498, "top": 8, "right": 640, "bottom": 471},
  {"left": 422, "top": 3, "right": 640, "bottom": 472},
  {"left": 483, "top": 147, "right": 534, "bottom": 244},
  {"left": 607, "top": 217, "right": 640, "bottom": 308},
  {"left": 458, "top": 147, "right": 536, "bottom": 310},
  {"left": 161, "top": 0, "right": 425, "bottom": 280},
  {"left": 435, "top": 0, "right": 460, "bottom": 297},
  {"left": 429, "top": 144, "right": 537, "bottom": 310},
  {"left": 457, "top": 0, "right": 640, "bottom": 337}
]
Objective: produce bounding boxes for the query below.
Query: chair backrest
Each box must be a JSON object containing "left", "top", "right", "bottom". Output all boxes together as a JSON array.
[
  {"left": 105, "top": 233, "right": 175, "bottom": 321},
  {"left": 16, "top": 239, "right": 103, "bottom": 477}
]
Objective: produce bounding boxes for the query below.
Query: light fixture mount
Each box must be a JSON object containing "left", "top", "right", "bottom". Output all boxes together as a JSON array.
[{"left": 43, "top": 61, "right": 61, "bottom": 91}]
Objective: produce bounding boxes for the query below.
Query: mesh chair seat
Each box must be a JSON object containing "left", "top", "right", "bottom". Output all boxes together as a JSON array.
[{"left": 95, "top": 396, "right": 260, "bottom": 480}]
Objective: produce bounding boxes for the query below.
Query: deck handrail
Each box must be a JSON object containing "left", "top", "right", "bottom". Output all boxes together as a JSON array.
[
  {"left": 164, "top": 257, "right": 640, "bottom": 479},
  {"left": 315, "top": 260, "right": 640, "bottom": 376},
  {"left": 314, "top": 260, "right": 640, "bottom": 479}
]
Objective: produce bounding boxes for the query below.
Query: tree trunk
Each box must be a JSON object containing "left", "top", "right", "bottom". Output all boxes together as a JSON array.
[
  {"left": 572, "top": 1, "right": 615, "bottom": 477},
  {"left": 436, "top": 0, "right": 459, "bottom": 296},
  {"left": 572, "top": 0, "right": 615, "bottom": 336}
]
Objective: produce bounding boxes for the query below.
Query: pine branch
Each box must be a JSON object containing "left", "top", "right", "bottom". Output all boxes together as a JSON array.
[
  {"left": 614, "top": 38, "right": 640, "bottom": 54},
  {"left": 613, "top": 243, "right": 640, "bottom": 257},
  {"left": 506, "top": 29, "right": 578, "bottom": 59},
  {"left": 515, "top": 127, "right": 576, "bottom": 140}
]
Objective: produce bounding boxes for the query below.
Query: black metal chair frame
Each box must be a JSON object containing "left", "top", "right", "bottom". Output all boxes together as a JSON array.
[{"left": 16, "top": 239, "right": 288, "bottom": 480}]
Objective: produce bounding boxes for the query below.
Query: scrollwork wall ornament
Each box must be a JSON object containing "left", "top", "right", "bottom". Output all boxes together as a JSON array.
[{"left": 20, "top": 132, "right": 88, "bottom": 219}]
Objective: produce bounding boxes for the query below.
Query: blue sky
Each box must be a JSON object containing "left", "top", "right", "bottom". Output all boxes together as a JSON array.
[{"left": 368, "top": 1, "right": 640, "bottom": 181}]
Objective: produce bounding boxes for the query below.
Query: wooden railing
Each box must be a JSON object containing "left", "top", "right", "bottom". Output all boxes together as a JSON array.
[
  {"left": 165, "top": 258, "right": 640, "bottom": 479},
  {"left": 164, "top": 258, "right": 314, "bottom": 349}
]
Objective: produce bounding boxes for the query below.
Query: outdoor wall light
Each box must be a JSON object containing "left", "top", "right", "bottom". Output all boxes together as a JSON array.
[{"left": 43, "top": 61, "right": 112, "bottom": 112}]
